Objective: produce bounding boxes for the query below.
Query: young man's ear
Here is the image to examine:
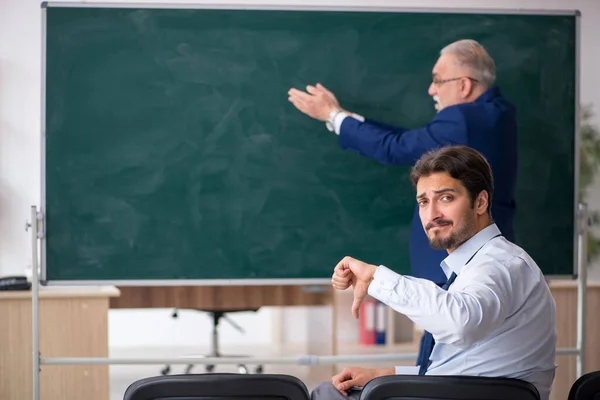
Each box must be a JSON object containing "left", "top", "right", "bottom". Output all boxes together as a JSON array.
[{"left": 476, "top": 191, "right": 489, "bottom": 215}]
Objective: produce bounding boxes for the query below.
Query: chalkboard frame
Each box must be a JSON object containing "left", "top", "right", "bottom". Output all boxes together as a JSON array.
[{"left": 39, "top": 2, "right": 581, "bottom": 286}]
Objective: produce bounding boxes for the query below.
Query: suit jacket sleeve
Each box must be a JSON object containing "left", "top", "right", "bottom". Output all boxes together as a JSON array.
[{"left": 338, "top": 107, "right": 469, "bottom": 166}]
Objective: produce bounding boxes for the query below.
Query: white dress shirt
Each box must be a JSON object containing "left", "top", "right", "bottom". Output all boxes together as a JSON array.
[{"left": 368, "top": 223, "right": 557, "bottom": 400}]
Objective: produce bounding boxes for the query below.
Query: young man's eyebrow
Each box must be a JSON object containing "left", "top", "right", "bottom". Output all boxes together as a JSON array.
[
  {"left": 433, "top": 188, "right": 457, "bottom": 194},
  {"left": 416, "top": 188, "right": 457, "bottom": 199}
]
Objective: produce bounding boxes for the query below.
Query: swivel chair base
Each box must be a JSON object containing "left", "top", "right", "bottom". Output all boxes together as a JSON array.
[{"left": 161, "top": 309, "right": 263, "bottom": 375}]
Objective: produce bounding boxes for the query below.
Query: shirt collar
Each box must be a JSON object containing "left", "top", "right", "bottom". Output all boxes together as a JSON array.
[{"left": 440, "top": 223, "right": 502, "bottom": 278}]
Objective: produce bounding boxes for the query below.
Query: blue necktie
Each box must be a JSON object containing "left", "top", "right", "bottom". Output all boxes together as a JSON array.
[{"left": 417, "top": 271, "right": 457, "bottom": 376}]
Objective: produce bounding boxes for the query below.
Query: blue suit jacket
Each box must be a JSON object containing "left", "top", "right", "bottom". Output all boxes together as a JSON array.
[{"left": 338, "top": 87, "right": 518, "bottom": 286}]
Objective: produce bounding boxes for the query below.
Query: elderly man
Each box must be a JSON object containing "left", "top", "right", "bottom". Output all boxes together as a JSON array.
[
  {"left": 288, "top": 39, "right": 517, "bottom": 289},
  {"left": 311, "top": 145, "right": 556, "bottom": 400}
]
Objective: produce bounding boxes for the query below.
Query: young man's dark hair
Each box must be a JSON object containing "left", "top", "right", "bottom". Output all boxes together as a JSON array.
[{"left": 410, "top": 145, "right": 494, "bottom": 216}]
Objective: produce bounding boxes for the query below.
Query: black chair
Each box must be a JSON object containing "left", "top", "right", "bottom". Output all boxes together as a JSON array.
[
  {"left": 123, "top": 373, "right": 310, "bottom": 400},
  {"left": 568, "top": 370, "right": 600, "bottom": 400},
  {"left": 360, "top": 375, "right": 540, "bottom": 400},
  {"left": 161, "top": 308, "right": 262, "bottom": 375}
]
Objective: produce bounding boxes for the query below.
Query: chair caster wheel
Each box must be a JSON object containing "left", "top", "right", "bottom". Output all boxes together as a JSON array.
[
  {"left": 161, "top": 366, "right": 171, "bottom": 375},
  {"left": 238, "top": 364, "right": 248, "bottom": 374},
  {"left": 206, "top": 364, "right": 215, "bottom": 372},
  {"left": 255, "top": 365, "right": 263, "bottom": 374}
]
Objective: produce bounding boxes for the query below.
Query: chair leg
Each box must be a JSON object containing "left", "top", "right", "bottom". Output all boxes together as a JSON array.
[
  {"left": 173, "top": 310, "right": 258, "bottom": 375},
  {"left": 183, "top": 363, "right": 215, "bottom": 373},
  {"left": 160, "top": 309, "right": 180, "bottom": 375}
]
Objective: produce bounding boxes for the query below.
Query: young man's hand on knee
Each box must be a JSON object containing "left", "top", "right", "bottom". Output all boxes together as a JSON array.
[{"left": 331, "top": 366, "right": 394, "bottom": 396}]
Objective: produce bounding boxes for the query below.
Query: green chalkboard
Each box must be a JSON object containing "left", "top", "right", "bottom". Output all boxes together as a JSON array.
[{"left": 42, "top": 5, "right": 577, "bottom": 283}]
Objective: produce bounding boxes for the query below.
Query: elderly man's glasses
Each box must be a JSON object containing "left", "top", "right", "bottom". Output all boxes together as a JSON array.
[{"left": 432, "top": 77, "right": 479, "bottom": 86}]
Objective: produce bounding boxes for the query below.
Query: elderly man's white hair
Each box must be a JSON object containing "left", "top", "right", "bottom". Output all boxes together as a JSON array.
[{"left": 441, "top": 39, "right": 496, "bottom": 89}]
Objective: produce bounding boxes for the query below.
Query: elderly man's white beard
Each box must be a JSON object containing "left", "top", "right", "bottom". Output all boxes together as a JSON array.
[{"left": 433, "top": 96, "right": 443, "bottom": 112}]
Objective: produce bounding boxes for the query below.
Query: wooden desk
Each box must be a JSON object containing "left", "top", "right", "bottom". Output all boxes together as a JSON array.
[
  {"left": 110, "top": 285, "right": 333, "bottom": 309},
  {"left": 0, "top": 286, "right": 120, "bottom": 400}
]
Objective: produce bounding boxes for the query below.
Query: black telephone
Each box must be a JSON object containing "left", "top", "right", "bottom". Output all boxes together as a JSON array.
[{"left": 0, "top": 275, "right": 31, "bottom": 291}]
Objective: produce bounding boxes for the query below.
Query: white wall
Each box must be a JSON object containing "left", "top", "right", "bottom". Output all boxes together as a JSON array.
[
  {"left": 108, "top": 308, "right": 274, "bottom": 348},
  {"left": 2, "top": 0, "right": 599, "bottom": 349}
]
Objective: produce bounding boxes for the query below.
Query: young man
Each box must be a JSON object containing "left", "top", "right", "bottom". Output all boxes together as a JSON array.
[
  {"left": 288, "top": 39, "right": 517, "bottom": 288},
  {"left": 312, "top": 146, "right": 556, "bottom": 400}
]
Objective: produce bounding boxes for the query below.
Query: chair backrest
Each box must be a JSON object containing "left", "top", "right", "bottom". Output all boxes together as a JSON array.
[
  {"left": 123, "top": 373, "right": 310, "bottom": 400},
  {"left": 568, "top": 371, "right": 600, "bottom": 400},
  {"left": 360, "top": 375, "right": 540, "bottom": 400}
]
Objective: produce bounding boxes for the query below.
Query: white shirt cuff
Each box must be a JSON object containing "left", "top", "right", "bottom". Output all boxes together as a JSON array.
[
  {"left": 333, "top": 111, "right": 365, "bottom": 135},
  {"left": 367, "top": 265, "right": 401, "bottom": 304}
]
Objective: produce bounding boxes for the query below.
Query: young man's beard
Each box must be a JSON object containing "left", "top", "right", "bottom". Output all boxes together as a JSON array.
[{"left": 428, "top": 213, "right": 477, "bottom": 250}]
